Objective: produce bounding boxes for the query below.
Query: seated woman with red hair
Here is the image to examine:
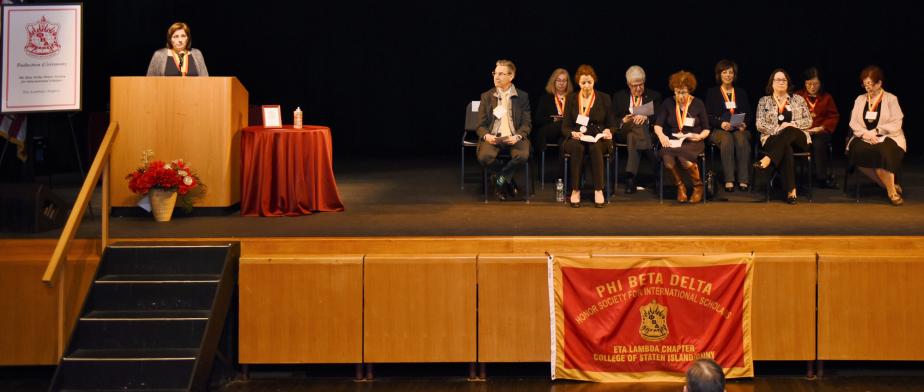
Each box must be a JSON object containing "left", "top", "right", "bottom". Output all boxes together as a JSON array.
[{"left": 654, "top": 71, "right": 710, "bottom": 203}]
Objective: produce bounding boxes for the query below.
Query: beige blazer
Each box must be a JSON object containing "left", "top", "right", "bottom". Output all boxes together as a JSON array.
[{"left": 848, "top": 91, "right": 905, "bottom": 151}]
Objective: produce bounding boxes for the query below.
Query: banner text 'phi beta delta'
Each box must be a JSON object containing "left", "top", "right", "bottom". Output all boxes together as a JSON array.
[{"left": 550, "top": 255, "right": 754, "bottom": 382}]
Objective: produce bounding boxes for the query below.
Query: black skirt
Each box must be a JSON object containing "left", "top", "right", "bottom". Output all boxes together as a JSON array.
[
  {"left": 848, "top": 137, "right": 904, "bottom": 173},
  {"left": 659, "top": 140, "right": 705, "bottom": 161}
]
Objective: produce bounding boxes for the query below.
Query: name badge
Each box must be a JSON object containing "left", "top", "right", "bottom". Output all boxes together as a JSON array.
[
  {"left": 576, "top": 114, "right": 590, "bottom": 126},
  {"left": 725, "top": 101, "right": 737, "bottom": 110},
  {"left": 865, "top": 111, "right": 879, "bottom": 120},
  {"left": 785, "top": 105, "right": 792, "bottom": 111},
  {"left": 683, "top": 117, "right": 695, "bottom": 127},
  {"left": 492, "top": 106, "right": 506, "bottom": 119}
]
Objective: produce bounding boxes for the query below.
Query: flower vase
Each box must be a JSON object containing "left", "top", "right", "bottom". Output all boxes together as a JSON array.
[{"left": 150, "top": 189, "right": 177, "bottom": 222}]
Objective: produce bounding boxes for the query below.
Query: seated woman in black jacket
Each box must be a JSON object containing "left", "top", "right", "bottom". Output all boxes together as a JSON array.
[
  {"left": 705, "top": 59, "right": 751, "bottom": 192},
  {"left": 534, "top": 68, "right": 573, "bottom": 156},
  {"left": 561, "top": 65, "right": 616, "bottom": 208}
]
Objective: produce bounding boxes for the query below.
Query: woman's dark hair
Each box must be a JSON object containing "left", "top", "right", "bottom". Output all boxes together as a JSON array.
[
  {"left": 803, "top": 67, "right": 824, "bottom": 94},
  {"left": 765, "top": 68, "right": 793, "bottom": 94},
  {"left": 714, "top": 59, "right": 738, "bottom": 84}
]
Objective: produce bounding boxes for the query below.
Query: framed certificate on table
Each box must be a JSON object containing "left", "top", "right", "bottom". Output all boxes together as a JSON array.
[{"left": 261, "top": 105, "right": 281, "bottom": 127}]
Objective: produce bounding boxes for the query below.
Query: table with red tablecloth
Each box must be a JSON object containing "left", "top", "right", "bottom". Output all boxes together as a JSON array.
[{"left": 241, "top": 125, "right": 344, "bottom": 216}]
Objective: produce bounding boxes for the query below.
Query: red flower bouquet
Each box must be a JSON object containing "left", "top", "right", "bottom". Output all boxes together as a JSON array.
[{"left": 126, "top": 152, "right": 206, "bottom": 212}]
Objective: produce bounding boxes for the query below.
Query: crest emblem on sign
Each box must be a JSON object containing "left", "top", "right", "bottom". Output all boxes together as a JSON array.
[
  {"left": 25, "top": 16, "right": 61, "bottom": 57},
  {"left": 639, "top": 300, "right": 669, "bottom": 341}
]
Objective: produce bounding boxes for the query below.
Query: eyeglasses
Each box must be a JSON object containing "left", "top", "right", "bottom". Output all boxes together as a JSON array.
[
  {"left": 773, "top": 78, "right": 788, "bottom": 82},
  {"left": 492, "top": 71, "right": 511, "bottom": 77}
]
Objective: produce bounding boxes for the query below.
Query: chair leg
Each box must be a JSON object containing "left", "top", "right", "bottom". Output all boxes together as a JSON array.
[
  {"left": 483, "top": 167, "right": 488, "bottom": 203},
  {"left": 563, "top": 156, "right": 570, "bottom": 203},
  {"left": 605, "top": 156, "right": 611, "bottom": 203},
  {"left": 659, "top": 161, "right": 664, "bottom": 204},
  {"left": 807, "top": 157, "right": 813, "bottom": 202},
  {"left": 701, "top": 155, "right": 707, "bottom": 204},
  {"left": 525, "top": 160, "right": 531, "bottom": 204},
  {"left": 461, "top": 146, "right": 466, "bottom": 190},
  {"left": 613, "top": 147, "right": 620, "bottom": 196},
  {"left": 541, "top": 149, "right": 546, "bottom": 190}
]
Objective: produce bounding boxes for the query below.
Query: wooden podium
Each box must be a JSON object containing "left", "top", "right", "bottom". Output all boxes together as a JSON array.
[{"left": 110, "top": 77, "right": 248, "bottom": 207}]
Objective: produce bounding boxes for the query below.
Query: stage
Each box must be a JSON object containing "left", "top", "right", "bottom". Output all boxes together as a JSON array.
[{"left": 5, "top": 155, "right": 924, "bottom": 239}]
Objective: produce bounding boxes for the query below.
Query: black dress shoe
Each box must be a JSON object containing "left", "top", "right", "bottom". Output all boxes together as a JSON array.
[
  {"left": 594, "top": 202, "right": 605, "bottom": 208},
  {"left": 724, "top": 184, "right": 735, "bottom": 193},
  {"left": 506, "top": 180, "right": 520, "bottom": 199},
  {"left": 738, "top": 183, "right": 749, "bottom": 192},
  {"left": 818, "top": 177, "right": 839, "bottom": 189},
  {"left": 570, "top": 201, "right": 581, "bottom": 208},
  {"left": 625, "top": 177, "right": 637, "bottom": 194},
  {"left": 786, "top": 195, "right": 798, "bottom": 205},
  {"left": 494, "top": 188, "right": 508, "bottom": 201}
]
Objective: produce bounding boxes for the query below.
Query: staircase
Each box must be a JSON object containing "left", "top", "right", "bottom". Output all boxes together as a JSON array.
[{"left": 49, "top": 242, "right": 240, "bottom": 391}]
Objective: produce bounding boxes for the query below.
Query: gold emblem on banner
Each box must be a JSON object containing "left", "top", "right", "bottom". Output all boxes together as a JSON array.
[{"left": 639, "top": 300, "right": 669, "bottom": 341}]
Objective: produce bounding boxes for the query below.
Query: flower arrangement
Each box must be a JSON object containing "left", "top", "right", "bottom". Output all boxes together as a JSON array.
[{"left": 126, "top": 150, "right": 206, "bottom": 212}]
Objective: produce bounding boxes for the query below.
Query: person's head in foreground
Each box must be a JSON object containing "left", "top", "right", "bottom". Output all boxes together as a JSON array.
[{"left": 684, "top": 358, "right": 725, "bottom": 392}]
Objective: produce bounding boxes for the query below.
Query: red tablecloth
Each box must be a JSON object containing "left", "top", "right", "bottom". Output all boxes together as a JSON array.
[{"left": 241, "top": 125, "right": 344, "bottom": 216}]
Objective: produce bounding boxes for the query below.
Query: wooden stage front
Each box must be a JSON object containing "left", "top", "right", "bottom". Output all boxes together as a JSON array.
[{"left": 3, "top": 235, "right": 923, "bottom": 369}]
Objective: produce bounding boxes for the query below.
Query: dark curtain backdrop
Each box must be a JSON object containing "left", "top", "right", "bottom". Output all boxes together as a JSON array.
[{"left": 76, "top": 0, "right": 921, "bottom": 160}]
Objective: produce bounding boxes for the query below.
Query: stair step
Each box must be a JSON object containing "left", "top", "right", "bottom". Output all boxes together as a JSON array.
[
  {"left": 84, "top": 281, "right": 217, "bottom": 312},
  {"left": 53, "top": 360, "right": 193, "bottom": 390},
  {"left": 96, "top": 274, "right": 220, "bottom": 283},
  {"left": 69, "top": 319, "right": 206, "bottom": 350},
  {"left": 61, "top": 390, "right": 186, "bottom": 392},
  {"left": 100, "top": 246, "right": 230, "bottom": 276},
  {"left": 82, "top": 309, "right": 210, "bottom": 320},
  {"left": 64, "top": 348, "right": 198, "bottom": 361}
]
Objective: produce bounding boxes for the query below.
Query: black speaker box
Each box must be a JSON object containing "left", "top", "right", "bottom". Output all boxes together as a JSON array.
[{"left": 0, "top": 183, "right": 69, "bottom": 232}]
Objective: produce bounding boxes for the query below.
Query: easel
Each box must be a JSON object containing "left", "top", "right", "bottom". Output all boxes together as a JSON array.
[{"left": 0, "top": 112, "right": 92, "bottom": 217}]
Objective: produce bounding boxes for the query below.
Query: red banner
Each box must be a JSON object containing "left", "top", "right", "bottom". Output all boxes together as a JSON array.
[{"left": 550, "top": 254, "right": 753, "bottom": 382}]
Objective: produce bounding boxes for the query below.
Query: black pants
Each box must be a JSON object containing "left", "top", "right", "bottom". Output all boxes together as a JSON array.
[
  {"left": 761, "top": 127, "right": 809, "bottom": 193},
  {"left": 615, "top": 127, "right": 657, "bottom": 175},
  {"left": 477, "top": 138, "right": 530, "bottom": 180},
  {"left": 562, "top": 138, "right": 613, "bottom": 191},
  {"left": 709, "top": 128, "right": 751, "bottom": 183},
  {"left": 810, "top": 132, "right": 832, "bottom": 180}
]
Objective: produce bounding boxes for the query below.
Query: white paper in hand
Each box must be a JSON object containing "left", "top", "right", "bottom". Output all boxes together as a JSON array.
[
  {"left": 471, "top": 101, "right": 480, "bottom": 112},
  {"left": 632, "top": 101, "right": 655, "bottom": 117},
  {"left": 729, "top": 113, "right": 746, "bottom": 127}
]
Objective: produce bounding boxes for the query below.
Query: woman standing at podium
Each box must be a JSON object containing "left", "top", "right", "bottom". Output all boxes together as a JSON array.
[{"left": 146, "top": 22, "right": 209, "bottom": 77}]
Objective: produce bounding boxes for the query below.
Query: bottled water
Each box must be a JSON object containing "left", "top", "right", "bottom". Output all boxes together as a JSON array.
[{"left": 555, "top": 178, "right": 565, "bottom": 202}]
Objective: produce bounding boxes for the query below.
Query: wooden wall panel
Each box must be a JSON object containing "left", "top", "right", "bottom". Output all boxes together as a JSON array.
[
  {"left": 0, "top": 240, "right": 101, "bottom": 365},
  {"left": 239, "top": 256, "right": 363, "bottom": 363},
  {"left": 477, "top": 254, "right": 551, "bottom": 362},
  {"left": 0, "top": 258, "right": 59, "bottom": 365},
  {"left": 241, "top": 236, "right": 924, "bottom": 257},
  {"left": 364, "top": 255, "right": 476, "bottom": 363},
  {"left": 818, "top": 254, "right": 924, "bottom": 360},
  {"left": 749, "top": 253, "right": 816, "bottom": 360}
]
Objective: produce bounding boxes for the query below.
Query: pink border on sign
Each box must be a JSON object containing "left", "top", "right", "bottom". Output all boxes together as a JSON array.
[{"left": 4, "top": 7, "right": 80, "bottom": 110}]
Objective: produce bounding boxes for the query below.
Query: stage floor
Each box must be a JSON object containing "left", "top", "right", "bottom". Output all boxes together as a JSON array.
[{"left": 4, "top": 155, "right": 923, "bottom": 239}]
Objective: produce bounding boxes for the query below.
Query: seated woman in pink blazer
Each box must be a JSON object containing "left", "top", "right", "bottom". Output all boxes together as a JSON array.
[{"left": 847, "top": 65, "right": 905, "bottom": 206}]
